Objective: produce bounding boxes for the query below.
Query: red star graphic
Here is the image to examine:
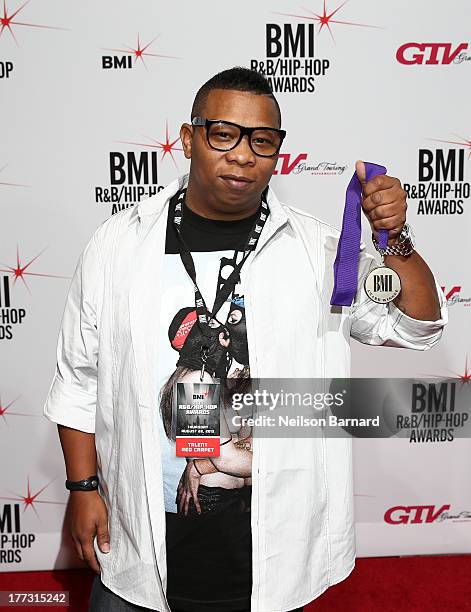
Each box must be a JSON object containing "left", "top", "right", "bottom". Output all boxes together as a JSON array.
[
  {"left": 0, "top": 393, "right": 38, "bottom": 423},
  {"left": 424, "top": 356, "right": 471, "bottom": 385},
  {"left": 119, "top": 121, "right": 183, "bottom": 168},
  {"left": 428, "top": 134, "right": 471, "bottom": 159},
  {"left": 275, "top": 0, "right": 381, "bottom": 43},
  {"left": 103, "top": 33, "right": 179, "bottom": 70},
  {"left": 0, "top": 164, "right": 28, "bottom": 187},
  {"left": 0, "top": 0, "right": 66, "bottom": 45},
  {"left": 0, "top": 476, "right": 65, "bottom": 520},
  {"left": 450, "top": 355, "right": 471, "bottom": 384},
  {"left": 0, "top": 245, "right": 68, "bottom": 293}
]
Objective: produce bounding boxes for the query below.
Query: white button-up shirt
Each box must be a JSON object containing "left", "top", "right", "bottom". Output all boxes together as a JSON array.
[{"left": 44, "top": 174, "right": 447, "bottom": 611}]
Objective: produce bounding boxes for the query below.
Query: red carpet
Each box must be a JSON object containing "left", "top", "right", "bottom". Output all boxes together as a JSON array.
[{"left": 1, "top": 555, "right": 470, "bottom": 611}]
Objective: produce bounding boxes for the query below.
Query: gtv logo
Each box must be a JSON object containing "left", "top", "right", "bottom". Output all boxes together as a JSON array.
[
  {"left": 273, "top": 153, "right": 307, "bottom": 175},
  {"left": 396, "top": 42, "right": 468, "bottom": 65},
  {"left": 384, "top": 504, "right": 450, "bottom": 524}
]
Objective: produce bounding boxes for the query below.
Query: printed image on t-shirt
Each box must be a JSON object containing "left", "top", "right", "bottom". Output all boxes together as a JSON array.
[{"left": 156, "top": 193, "right": 257, "bottom": 612}]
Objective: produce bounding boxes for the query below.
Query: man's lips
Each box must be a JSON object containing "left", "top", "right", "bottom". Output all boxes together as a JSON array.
[{"left": 219, "top": 174, "right": 255, "bottom": 190}]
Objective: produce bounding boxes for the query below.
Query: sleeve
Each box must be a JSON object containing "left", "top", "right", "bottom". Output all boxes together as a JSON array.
[
  {"left": 349, "top": 244, "right": 448, "bottom": 350},
  {"left": 43, "top": 232, "right": 103, "bottom": 433}
]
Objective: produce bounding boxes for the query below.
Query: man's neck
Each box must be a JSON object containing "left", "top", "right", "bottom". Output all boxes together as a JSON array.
[{"left": 185, "top": 179, "right": 262, "bottom": 221}]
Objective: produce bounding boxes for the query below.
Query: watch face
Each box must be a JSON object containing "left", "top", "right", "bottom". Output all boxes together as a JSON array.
[
  {"left": 399, "top": 223, "right": 414, "bottom": 247},
  {"left": 408, "top": 225, "right": 415, "bottom": 246}
]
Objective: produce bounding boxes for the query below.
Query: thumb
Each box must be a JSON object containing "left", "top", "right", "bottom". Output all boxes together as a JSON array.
[
  {"left": 96, "top": 521, "right": 110, "bottom": 553},
  {"left": 355, "top": 159, "right": 366, "bottom": 187}
]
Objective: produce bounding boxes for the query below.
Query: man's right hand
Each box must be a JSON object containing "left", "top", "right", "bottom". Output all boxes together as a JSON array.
[{"left": 68, "top": 490, "right": 110, "bottom": 574}]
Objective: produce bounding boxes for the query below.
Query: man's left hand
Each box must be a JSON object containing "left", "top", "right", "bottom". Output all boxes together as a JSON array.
[{"left": 356, "top": 160, "right": 407, "bottom": 246}]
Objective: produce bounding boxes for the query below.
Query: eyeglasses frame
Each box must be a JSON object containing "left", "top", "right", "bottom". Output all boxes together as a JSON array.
[{"left": 191, "top": 116, "right": 286, "bottom": 158}]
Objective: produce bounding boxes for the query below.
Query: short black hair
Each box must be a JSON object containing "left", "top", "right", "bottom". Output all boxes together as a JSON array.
[{"left": 191, "top": 66, "right": 281, "bottom": 126}]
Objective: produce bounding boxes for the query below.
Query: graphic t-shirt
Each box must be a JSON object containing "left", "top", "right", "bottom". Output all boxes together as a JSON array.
[{"left": 157, "top": 192, "right": 256, "bottom": 612}]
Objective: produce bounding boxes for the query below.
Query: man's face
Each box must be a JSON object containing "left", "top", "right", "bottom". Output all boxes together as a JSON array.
[{"left": 181, "top": 89, "right": 281, "bottom": 213}]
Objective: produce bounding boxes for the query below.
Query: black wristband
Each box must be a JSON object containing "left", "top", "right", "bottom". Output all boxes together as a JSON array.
[{"left": 65, "top": 475, "right": 99, "bottom": 491}]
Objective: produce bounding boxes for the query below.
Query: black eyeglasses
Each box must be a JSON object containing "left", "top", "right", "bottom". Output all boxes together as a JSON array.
[{"left": 191, "top": 117, "right": 286, "bottom": 158}]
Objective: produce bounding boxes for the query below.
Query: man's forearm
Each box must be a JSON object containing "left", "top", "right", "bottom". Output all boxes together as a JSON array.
[
  {"left": 384, "top": 250, "right": 441, "bottom": 321},
  {"left": 57, "top": 425, "right": 97, "bottom": 480}
]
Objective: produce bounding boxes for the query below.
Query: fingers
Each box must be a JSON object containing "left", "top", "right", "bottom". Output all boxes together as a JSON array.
[
  {"left": 370, "top": 214, "right": 404, "bottom": 232},
  {"left": 366, "top": 201, "right": 407, "bottom": 223},
  {"left": 82, "top": 538, "right": 101, "bottom": 574},
  {"left": 355, "top": 160, "right": 367, "bottom": 186},
  {"left": 360, "top": 174, "right": 397, "bottom": 198},
  {"left": 96, "top": 519, "right": 110, "bottom": 554},
  {"left": 73, "top": 537, "right": 84, "bottom": 564},
  {"left": 191, "top": 481, "right": 202, "bottom": 515},
  {"left": 362, "top": 186, "right": 407, "bottom": 212},
  {"left": 178, "top": 488, "right": 190, "bottom": 515},
  {"left": 183, "top": 490, "right": 191, "bottom": 516},
  {"left": 74, "top": 530, "right": 100, "bottom": 574}
]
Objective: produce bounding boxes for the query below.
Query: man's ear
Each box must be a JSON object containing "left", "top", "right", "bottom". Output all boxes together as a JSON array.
[{"left": 180, "top": 123, "right": 193, "bottom": 159}]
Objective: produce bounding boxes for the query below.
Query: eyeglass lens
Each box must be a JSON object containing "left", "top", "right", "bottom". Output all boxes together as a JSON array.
[{"left": 207, "top": 122, "right": 282, "bottom": 156}]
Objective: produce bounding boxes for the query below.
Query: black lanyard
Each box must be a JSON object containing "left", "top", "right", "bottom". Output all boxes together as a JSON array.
[{"left": 172, "top": 187, "right": 269, "bottom": 377}]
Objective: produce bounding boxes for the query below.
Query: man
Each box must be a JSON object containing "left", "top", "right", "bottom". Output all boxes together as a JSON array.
[{"left": 43, "top": 67, "right": 447, "bottom": 612}]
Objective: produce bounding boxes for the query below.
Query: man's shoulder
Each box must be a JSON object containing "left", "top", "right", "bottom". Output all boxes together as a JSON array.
[
  {"left": 279, "top": 201, "right": 341, "bottom": 240},
  {"left": 88, "top": 206, "right": 138, "bottom": 254}
]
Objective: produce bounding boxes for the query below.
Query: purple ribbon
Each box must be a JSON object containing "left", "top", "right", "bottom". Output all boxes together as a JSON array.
[{"left": 330, "top": 162, "right": 388, "bottom": 306}]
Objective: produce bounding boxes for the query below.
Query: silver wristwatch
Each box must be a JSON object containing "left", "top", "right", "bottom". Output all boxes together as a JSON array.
[{"left": 372, "top": 223, "right": 415, "bottom": 257}]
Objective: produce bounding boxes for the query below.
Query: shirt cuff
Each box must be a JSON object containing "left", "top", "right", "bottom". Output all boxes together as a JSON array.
[
  {"left": 387, "top": 280, "right": 448, "bottom": 349},
  {"left": 43, "top": 374, "right": 96, "bottom": 434}
]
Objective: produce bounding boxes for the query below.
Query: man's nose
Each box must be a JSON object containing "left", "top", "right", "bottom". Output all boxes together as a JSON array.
[{"left": 225, "top": 135, "right": 256, "bottom": 164}]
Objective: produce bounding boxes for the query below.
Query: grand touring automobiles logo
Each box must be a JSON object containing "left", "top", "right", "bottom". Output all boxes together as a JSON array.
[
  {"left": 273, "top": 152, "right": 346, "bottom": 175},
  {"left": 441, "top": 285, "right": 471, "bottom": 307},
  {"left": 250, "top": 1, "right": 382, "bottom": 93}
]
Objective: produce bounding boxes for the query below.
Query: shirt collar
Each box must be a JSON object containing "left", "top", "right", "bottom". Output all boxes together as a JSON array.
[{"left": 135, "top": 173, "right": 289, "bottom": 230}]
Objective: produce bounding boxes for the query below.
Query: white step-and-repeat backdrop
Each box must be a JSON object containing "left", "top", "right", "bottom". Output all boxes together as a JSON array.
[{"left": 1, "top": 0, "right": 470, "bottom": 570}]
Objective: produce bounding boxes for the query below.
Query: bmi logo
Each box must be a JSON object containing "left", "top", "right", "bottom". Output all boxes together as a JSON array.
[
  {"left": 95, "top": 123, "right": 182, "bottom": 215},
  {"left": 101, "top": 34, "right": 178, "bottom": 70},
  {"left": 394, "top": 377, "right": 471, "bottom": 443},
  {"left": 0, "top": 275, "right": 22, "bottom": 340},
  {"left": 0, "top": 247, "right": 67, "bottom": 340},
  {"left": 193, "top": 391, "right": 209, "bottom": 400},
  {"left": 404, "top": 135, "right": 471, "bottom": 214},
  {"left": 250, "top": 1, "right": 381, "bottom": 93},
  {"left": 0, "top": 476, "right": 65, "bottom": 565}
]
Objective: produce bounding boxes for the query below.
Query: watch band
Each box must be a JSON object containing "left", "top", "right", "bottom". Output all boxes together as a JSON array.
[
  {"left": 65, "top": 474, "right": 99, "bottom": 491},
  {"left": 372, "top": 223, "right": 415, "bottom": 257}
]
